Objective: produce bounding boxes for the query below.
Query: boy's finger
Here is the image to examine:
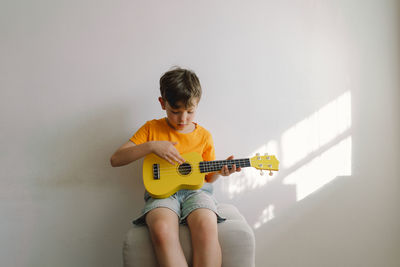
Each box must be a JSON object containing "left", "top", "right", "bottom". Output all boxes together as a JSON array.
[
  {"left": 168, "top": 148, "right": 184, "bottom": 164},
  {"left": 223, "top": 165, "right": 229, "bottom": 175},
  {"left": 171, "top": 154, "right": 184, "bottom": 164},
  {"left": 231, "top": 164, "right": 237, "bottom": 173},
  {"left": 165, "top": 156, "right": 174, "bottom": 165},
  {"left": 175, "top": 154, "right": 185, "bottom": 163}
]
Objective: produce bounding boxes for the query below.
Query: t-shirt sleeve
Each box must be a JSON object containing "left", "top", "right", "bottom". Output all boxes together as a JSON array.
[
  {"left": 130, "top": 122, "right": 150, "bottom": 145},
  {"left": 203, "top": 132, "right": 216, "bottom": 182},
  {"left": 202, "top": 132, "right": 216, "bottom": 162}
]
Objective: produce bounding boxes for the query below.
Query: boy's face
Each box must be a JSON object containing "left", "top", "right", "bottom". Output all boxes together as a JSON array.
[{"left": 159, "top": 97, "right": 199, "bottom": 132}]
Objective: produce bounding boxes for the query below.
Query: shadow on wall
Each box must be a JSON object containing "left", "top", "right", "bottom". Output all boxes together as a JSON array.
[
  {"left": 18, "top": 102, "right": 147, "bottom": 266},
  {"left": 30, "top": 102, "right": 143, "bottom": 191},
  {"left": 219, "top": 91, "right": 352, "bottom": 230}
]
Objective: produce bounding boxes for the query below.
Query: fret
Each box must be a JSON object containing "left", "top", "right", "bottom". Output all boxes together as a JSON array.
[{"left": 199, "top": 158, "right": 251, "bottom": 173}]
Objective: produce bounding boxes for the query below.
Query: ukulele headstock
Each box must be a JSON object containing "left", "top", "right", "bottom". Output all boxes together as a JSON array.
[{"left": 250, "top": 153, "right": 279, "bottom": 176}]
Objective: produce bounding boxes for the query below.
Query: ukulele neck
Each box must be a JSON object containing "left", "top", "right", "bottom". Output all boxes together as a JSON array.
[{"left": 199, "top": 158, "right": 251, "bottom": 173}]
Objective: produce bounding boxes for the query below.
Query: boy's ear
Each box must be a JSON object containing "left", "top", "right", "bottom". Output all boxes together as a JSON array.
[{"left": 158, "top": 97, "right": 166, "bottom": 110}]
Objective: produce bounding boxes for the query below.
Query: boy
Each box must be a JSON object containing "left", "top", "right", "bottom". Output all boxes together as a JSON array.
[{"left": 110, "top": 67, "right": 240, "bottom": 267}]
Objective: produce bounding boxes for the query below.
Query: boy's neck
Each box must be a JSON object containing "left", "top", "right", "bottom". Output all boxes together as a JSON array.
[{"left": 165, "top": 118, "right": 196, "bottom": 134}]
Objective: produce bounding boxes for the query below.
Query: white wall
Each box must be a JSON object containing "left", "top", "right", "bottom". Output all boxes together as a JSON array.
[{"left": 1, "top": 0, "right": 399, "bottom": 266}]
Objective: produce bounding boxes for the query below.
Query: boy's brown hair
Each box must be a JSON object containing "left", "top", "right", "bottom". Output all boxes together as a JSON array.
[{"left": 159, "top": 67, "right": 202, "bottom": 109}]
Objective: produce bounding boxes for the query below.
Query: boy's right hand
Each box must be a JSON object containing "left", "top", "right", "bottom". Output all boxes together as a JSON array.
[{"left": 149, "top": 141, "right": 185, "bottom": 165}]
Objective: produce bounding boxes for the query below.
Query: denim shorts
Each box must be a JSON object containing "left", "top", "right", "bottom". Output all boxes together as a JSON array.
[{"left": 133, "top": 183, "right": 226, "bottom": 225}]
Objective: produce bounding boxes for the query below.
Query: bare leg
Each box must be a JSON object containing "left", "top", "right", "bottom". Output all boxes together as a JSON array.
[
  {"left": 146, "top": 208, "right": 188, "bottom": 267},
  {"left": 187, "top": 208, "right": 222, "bottom": 267}
]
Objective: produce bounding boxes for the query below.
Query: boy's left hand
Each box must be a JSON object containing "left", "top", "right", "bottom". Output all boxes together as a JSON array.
[{"left": 220, "top": 155, "right": 241, "bottom": 176}]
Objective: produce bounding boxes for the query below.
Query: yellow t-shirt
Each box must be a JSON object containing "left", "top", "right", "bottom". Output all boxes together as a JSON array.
[{"left": 130, "top": 118, "right": 216, "bottom": 162}]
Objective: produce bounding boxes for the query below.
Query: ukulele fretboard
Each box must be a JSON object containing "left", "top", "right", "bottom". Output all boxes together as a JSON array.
[{"left": 199, "top": 159, "right": 251, "bottom": 173}]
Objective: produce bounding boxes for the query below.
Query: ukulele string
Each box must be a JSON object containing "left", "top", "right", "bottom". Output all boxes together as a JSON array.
[
  {"left": 155, "top": 159, "right": 248, "bottom": 169},
  {"left": 154, "top": 159, "right": 249, "bottom": 173},
  {"left": 155, "top": 159, "right": 249, "bottom": 170}
]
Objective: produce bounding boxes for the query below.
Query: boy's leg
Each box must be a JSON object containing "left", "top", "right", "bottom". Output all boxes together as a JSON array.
[
  {"left": 146, "top": 207, "right": 188, "bottom": 267},
  {"left": 187, "top": 208, "right": 222, "bottom": 267}
]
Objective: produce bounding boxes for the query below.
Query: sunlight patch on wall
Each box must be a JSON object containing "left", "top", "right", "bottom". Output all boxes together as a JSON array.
[
  {"left": 281, "top": 91, "right": 352, "bottom": 201},
  {"left": 221, "top": 91, "right": 352, "bottom": 202},
  {"left": 281, "top": 91, "right": 351, "bottom": 168},
  {"left": 250, "top": 92, "right": 352, "bottom": 230},
  {"left": 253, "top": 204, "right": 275, "bottom": 229},
  {"left": 283, "top": 136, "right": 352, "bottom": 201}
]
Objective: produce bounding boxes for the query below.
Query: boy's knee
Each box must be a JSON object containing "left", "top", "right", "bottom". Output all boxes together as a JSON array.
[
  {"left": 188, "top": 210, "right": 218, "bottom": 242},
  {"left": 148, "top": 219, "right": 178, "bottom": 246}
]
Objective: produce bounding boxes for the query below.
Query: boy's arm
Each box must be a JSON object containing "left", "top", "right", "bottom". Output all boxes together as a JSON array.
[
  {"left": 110, "top": 140, "right": 185, "bottom": 167},
  {"left": 205, "top": 172, "right": 221, "bottom": 183}
]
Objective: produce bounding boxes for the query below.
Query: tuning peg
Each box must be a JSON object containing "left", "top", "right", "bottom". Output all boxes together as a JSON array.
[
  {"left": 260, "top": 170, "right": 264, "bottom": 176},
  {"left": 269, "top": 170, "right": 273, "bottom": 176}
]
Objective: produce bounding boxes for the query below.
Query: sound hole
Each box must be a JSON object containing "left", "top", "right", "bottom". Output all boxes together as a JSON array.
[{"left": 178, "top": 163, "right": 192, "bottom": 176}]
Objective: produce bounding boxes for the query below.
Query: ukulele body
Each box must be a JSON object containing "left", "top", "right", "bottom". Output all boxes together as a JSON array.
[{"left": 143, "top": 152, "right": 205, "bottom": 199}]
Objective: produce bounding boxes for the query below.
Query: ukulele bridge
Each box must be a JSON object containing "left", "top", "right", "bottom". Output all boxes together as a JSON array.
[{"left": 152, "top": 164, "right": 160, "bottom": 180}]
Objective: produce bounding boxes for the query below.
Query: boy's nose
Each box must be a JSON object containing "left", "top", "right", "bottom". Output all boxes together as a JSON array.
[{"left": 179, "top": 112, "right": 188, "bottom": 122}]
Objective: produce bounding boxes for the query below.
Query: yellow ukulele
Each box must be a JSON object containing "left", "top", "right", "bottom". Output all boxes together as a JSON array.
[{"left": 143, "top": 152, "right": 279, "bottom": 199}]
